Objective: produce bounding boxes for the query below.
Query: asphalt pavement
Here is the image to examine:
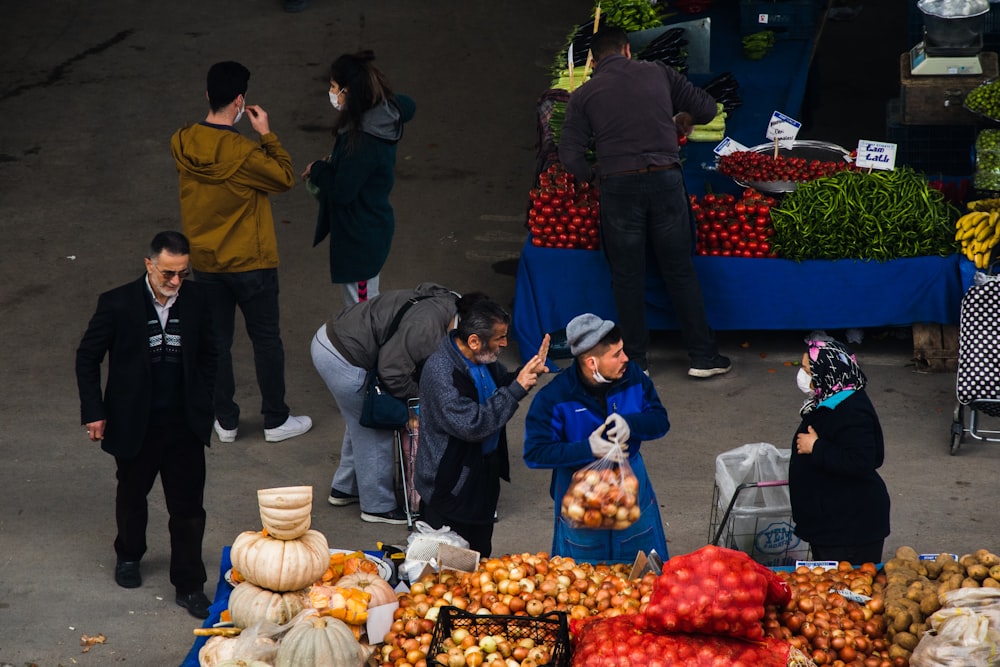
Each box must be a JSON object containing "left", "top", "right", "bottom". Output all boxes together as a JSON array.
[{"left": 2, "top": 2, "right": 998, "bottom": 666}]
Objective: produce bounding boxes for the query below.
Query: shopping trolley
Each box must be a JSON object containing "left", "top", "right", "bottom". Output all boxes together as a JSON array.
[
  {"left": 708, "top": 444, "right": 809, "bottom": 567},
  {"left": 395, "top": 398, "right": 422, "bottom": 528},
  {"left": 708, "top": 480, "right": 809, "bottom": 567},
  {"left": 950, "top": 269, "right": 1000, "bottom": 455}
]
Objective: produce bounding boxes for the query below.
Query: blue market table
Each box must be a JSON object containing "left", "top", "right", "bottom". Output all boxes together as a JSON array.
[{"left": 512, "top": 242, "right": 972, "bottom": 362}]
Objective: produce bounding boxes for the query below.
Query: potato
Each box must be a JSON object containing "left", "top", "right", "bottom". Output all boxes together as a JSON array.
[
  {"left": 924, "top": 560, "right": 943, "bottom": 579},
  {"left": 936, "top": 552, "right": 958, "bottom": 564},
  {"left": 889, "top": 644, "right": 913, "bottom": 661},
  {"left": 989, "top": 564, "right": 1000, "bottom": 580},
  {"left": 910, "top": 622, "right": 930, "bottom": 637},
  {"left": 976, "top": 549, "right": 1000, "bottom": 568},
  {"left": 891, "top": 609, "right": 913, "bottom": 632},
  {"left": 894, "top": 631, "right": 919, "bottom": 651},
  {"left": 941, "top": 561, "right": 964, "bottom": 577},
  {"left": 919, "top": 592, "right": 941, "bottom": 616},
  {"left": 960, "top": 553, "right": 978, "bottom": 569},
  {"left": 896, "top": 546, "right": 920, "bottom": 561},
  {"left": 983, "top": 577, "right": 1000, "bottom": 589},
  {"left": 938, "top": 578, "right": 960, "bottom": 595},
  {"left": 962, "top": 577, "right": 982, "bottom": 588},
  {"left": 905, "top": 582, "right": 927, "bottom": 602},
  {"left": 967, "top": 564, "right": 990, "bottom": 581}
]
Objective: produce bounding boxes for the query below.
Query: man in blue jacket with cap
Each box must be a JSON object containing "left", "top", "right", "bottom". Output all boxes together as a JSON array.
[{"left": 524, "top": 313, "right": 671, "bottom": 563}]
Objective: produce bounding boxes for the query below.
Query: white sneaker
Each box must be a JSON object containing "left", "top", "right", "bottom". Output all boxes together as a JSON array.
[
  {"left": 264, "top": 415, "right": 313, "bottom": 442},
  {"left": 214, "top": 420, "right": 238, "bottom": 443}
]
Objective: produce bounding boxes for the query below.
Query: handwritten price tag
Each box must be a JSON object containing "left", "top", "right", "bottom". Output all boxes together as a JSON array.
[
  {"left": 766, "top": 111, "right": 801, "bottom": 146},
  {"left": 713, "top": 137, "right": 749, "bottom": 156},
  {"left": 855, "top": 140, "right": 897, "bottom": 171}
]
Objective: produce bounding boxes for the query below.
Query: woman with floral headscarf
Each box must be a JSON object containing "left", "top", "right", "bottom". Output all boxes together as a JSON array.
[{"left": 789, "top": 336, "right": 890, "bottom": 564}]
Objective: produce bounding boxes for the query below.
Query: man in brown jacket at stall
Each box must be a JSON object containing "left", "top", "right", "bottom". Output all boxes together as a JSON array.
[{"left": 170, "top": 60, "right": 311, "bottom": 444}]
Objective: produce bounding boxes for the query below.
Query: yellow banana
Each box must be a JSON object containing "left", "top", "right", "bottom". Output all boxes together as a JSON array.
[
  {"left": 975, "top": 217, "right": 995, "bottom": 242},
  {"left": 959, "top": 212, "right": 987, "bottom": 239}
]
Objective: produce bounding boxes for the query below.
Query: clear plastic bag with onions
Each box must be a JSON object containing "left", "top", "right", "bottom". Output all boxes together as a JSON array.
[{"left": 560, "top": 440, "right": 641, "bottom": 530}]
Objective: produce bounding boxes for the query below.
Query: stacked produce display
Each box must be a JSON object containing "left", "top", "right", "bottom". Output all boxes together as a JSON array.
[
  {"left": 955, "top": 197, "right": 1000, "bottom": 269},
  {"left": 974, "top": 129, "right": 1000, "bottom": 193},
  {"left": 692, "top": 189, "right": 778, "bottom": 257},
  {"left": 198, "top": 487, "right": 392, "bottom": 666},
  {"left": 527, "top": 163, "right": 600, "bottom": 250},
  {"left": 191, "top": 480, "right": 1000, "bottom": 667}
]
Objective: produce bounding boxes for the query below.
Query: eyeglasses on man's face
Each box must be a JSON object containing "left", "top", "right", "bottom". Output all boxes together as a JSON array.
[{"left": 150, "top": 263, "right": 191, "bottom": 281}]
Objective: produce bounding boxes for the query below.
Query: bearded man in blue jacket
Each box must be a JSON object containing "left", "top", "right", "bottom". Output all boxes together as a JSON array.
[{"left": 524, "top": 313, "right": 670, "bottom": 563}]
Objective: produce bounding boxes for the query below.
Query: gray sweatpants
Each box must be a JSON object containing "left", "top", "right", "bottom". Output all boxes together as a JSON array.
[{"left": 310, "top": 324, "right": 397, "bottom": 513}]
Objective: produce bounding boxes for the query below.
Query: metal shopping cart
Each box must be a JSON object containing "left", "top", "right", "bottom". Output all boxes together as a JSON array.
[
  {"left": 950, "top": 268, "right": 1000, "bottom": 454},
  {"left": 708, "top": 480, "right": 810, "bottom": 567},
  {"left": 707, "top": 444, "right": 810, "bottom": 567},
  {"left": 395, "top": 398, "right": 422, "bottom": 529}
]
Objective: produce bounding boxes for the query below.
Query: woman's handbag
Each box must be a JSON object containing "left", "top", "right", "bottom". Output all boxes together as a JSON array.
[
  {"left": 358, "top": 295, "right": 432, "bottom": 430},
  {"left": 359, "top": 371, "right": 408, "bottom": 429}
]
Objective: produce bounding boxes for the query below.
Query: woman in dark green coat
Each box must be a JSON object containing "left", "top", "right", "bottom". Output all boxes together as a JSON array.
[{"left": 304, "top": 50, "right": 416, "bottom": 307}]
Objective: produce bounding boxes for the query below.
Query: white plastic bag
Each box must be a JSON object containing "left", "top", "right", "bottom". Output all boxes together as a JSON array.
[
  {"left": 910, "top": 605, "right": 1000, "bottom": 666},
  {"left": 715, "top": 443, "right": 791, "bottom": 514},
  {"left": 400, "top": 521, "right": 470, "bottom": 582}
]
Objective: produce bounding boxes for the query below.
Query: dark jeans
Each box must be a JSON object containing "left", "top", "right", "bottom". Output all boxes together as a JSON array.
[
  {"left": 599, "top": 168, "right": 717, "bottom": 369},
  {"left": 194, "top": 269, "right": 289, "bottom": 429},
  {"left": 114, "top": 423, "right": 207, "bottom": 594},
  {"left": 810, "top": 540, "right": 885, "bottom": 565},
  {"left": 418, "top": 500, "right": 495, "bottom": 558}
]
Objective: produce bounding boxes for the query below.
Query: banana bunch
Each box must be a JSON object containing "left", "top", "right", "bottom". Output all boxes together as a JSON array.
[
  {"left": 956, "top": 209, "right": 1000, "bottom": 269},
  {"left": 968, "top": 198, "right": 1000, "bottom": 212},
  {"left": 743, "top": 30, "right": 775, "bottom": 60}
]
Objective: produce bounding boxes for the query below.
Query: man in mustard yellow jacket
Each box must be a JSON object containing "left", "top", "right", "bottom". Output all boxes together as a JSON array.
[{"left": 171, "top": 61, "right": 311, "bottom": 444}]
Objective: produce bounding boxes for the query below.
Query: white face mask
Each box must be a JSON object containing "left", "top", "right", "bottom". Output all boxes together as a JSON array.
[
  {"left": 796, "top": 367, "right": 813, "bottom": 394},
  {"left": 234, "top": 98, "right": 246, "bottom": 124},
  {"left": 589, "top": 358, "right": 612, "bottom": 384},
  {"left": 329, "top": 90, "right": 344, "bottom": 111}
]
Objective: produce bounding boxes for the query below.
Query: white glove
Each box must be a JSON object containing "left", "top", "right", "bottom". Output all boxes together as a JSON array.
[
  {"left": 604, "top": 413, "right": 631, "bottom": 445},
  {"left": 589, "top": 423, "right": 626, "bottom": 462}
]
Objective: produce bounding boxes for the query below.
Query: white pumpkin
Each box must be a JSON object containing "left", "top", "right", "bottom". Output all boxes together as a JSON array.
[
  {"left": 228, "top": 581, "right": 310, "bottom": 628},
  {"left": 274, "top": 612, "right": 371, "bottom": 667},
  {"left": 230, "top": 529, "right": 329, "bottom": 592},
  {"left": 257, "top": 485, "right": 313, "bottom": 540}
]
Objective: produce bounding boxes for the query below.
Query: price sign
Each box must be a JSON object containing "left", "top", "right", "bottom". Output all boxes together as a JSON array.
[
  {"left": 795, "top": 560, "right": 839, "bottom": 571},
  {"left": 713, "top": 137, "right": 749, "bottom": 156},
  {"left": 765, "top": 111, "right": 801, "bottom": 146},
  {"left": 855, "top": 140, "right": 897, "bottom": 170}
]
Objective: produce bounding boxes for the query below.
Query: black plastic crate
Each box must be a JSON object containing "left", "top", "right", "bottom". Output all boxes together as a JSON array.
[
  {"left": 740, "top": 0, "right": 822, "bottom": 40},
  {"left": 886, "top": 98, "right": 977, "bottom": 176},
  {"left": 428, "top": 606, "right": 571, "bottom": 667}
]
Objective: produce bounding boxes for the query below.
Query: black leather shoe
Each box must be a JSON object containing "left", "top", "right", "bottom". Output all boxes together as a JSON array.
[
  {"left": 114, "top": 560, "right": 142, "bottom": 589},
  {"left": 176, "top": 591, "right": 211, "bottom": 619}
]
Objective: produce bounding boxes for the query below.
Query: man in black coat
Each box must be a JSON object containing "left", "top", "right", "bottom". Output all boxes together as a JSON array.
[{"left": 76, "top": 231, "right": 219, "bottom": 619}]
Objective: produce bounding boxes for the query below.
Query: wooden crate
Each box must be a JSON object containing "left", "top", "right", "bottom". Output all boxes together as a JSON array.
[
  {"left": 912, "top": 323, "right": 959, "bottom": 372},
  {"left": 899, "top": 51, "right": 999, "bottom": 126}
]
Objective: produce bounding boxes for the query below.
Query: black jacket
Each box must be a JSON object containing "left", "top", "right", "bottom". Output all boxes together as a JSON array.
[
  {"left": 789, "top": 389, "right": 890, "bottom": 546},
  {"left": 75, "top": 276, "right": 218, "bottom": 459}
]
